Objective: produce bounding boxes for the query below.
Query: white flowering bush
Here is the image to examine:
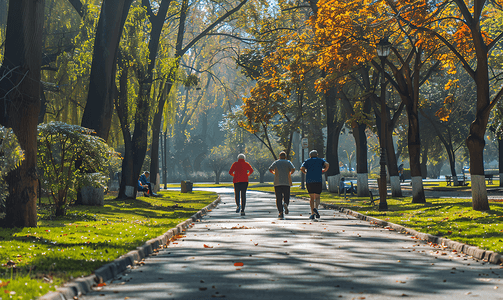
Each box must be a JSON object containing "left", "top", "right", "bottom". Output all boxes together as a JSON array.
[{"left": 37, "top": 122, "right": 118, "bottom": 216}]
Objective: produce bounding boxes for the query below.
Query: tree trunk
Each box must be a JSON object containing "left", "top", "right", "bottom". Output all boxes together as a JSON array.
[
  {"left": 163, "top": 130, "right": 169, "bottom": 185},
  {"left": 80, "top": 0, "right": 133, "bottom": 140},
  {"left": 115, "top": 59, "right": 137, "bottom": 199},
  {"left": 386, "top": 117, "right": 401, "bottom": 197},
  {"left": 353, "top": 100, "right": 370, "bottom": 197},
  {"left": 0, "top": 0, "right": 44, "bottom": 228},
  {"left": 407, "top": 106, "right": 425, "bottom": 203},
  {"left": 214, "top": 170, "right": 220, "bottom": 184},
  {"left": 324, "top": 87, "right": 345, "bottom": 193},
  {"left": 149, "top": 82, "right": 168, "bottom": 190},
  {"left": 352, "top": 121, "right": 368, "bottom": 196},
  {"left": 467, "top": 66, "right": 491, "bottom": 210},
  {"left": 499, "top": 138, "right": 503, "bottom": 187}
]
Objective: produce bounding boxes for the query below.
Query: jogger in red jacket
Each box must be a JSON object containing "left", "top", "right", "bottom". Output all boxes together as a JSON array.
[{"left": 229, "top": 154, "right": 254, "bottom": 216}]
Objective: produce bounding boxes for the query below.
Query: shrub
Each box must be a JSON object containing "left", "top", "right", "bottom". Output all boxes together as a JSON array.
[
  {"left": 37, "top": 122, "right": 117, "bottom": 216},
  {"left": 0, "top": 127, "right": 24, "bottom": 213}
]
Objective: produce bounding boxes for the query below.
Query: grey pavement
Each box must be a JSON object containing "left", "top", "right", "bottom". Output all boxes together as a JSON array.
[{"left": 81, "top": 190, "right": 503, "bottom": 300}]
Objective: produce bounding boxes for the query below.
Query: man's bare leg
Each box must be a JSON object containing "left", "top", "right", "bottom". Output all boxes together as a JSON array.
[
  {"left": 309, "top": 193, "right": 315, "bottom": 214},
  {"left": 314, "top": 195, "right": 321, "bottom": 210}
]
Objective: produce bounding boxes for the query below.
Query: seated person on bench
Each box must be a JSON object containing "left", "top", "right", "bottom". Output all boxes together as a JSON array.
[
  {"left": 339, "top": 177, "right": 356, "bottom": 195},
  {"left": 138, "top": 171, "right": 153, "bottom": 196}
]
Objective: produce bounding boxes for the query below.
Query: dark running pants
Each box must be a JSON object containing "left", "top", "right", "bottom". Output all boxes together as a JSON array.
[
  {"left": 234, "top": 182, "right": 248, "bottom": 211},
  {"left": 274, "top": 185, "right": 290, "bottom": 213}
]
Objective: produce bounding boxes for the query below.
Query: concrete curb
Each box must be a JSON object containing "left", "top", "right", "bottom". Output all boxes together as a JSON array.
[
  {"left": 39, "top": 195, "right": 222, "bottom": 300},
  {"left": 321, "top": 202, "right": 503, "bottom": 265}
]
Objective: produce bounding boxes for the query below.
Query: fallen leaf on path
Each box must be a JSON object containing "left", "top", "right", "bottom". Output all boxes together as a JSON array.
[
  {"left": 234, "top": 262, "right": 244, "bottom": 267},
  {"left": 284, "top": 241, "right": 288, "bottom": 243},
  {"left": 254, "top": 243, "right": 258, "bottom": 246},
  {"left": 97, "top": 283, "right": 107, "bottom": 287},
  {"left": 203, "top": 244, "right": 213, "bottom": 248},
  {"left": 199, "top": 287, "right": 208, "bottom": 291}
]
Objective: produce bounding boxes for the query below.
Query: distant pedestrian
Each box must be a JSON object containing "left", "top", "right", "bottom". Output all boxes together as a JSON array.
[
  {"left": 300, "top": 150, "right": 329, "bottom": 220},
  {"left": 269, "top": 151, "right": 296, "bottom": 220},
  {"left": 229, "top": 153, "right": 254, "bottom": 216},
  {"left": 398, "top": 163, "right": 405, "bottom": 183}
]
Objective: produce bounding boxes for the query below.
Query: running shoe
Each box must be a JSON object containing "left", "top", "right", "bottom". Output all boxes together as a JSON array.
[
  {"left": 278, "top": 213, "right": 284, "bottom": 220},
  {"left": 309, "top": 214, "right": 315, "bottom": 220},
  {"left": 241, "top": 211, "right": 245, "bottom": 216},
  {"left": 283, "top": 203, "right": 289, "bottom": 214},
  {"left": 313, "top": 208, "right": 320, "bottom": 219},
  {"left": 236, "top": 205, "right": 240, "bottom": 213}
]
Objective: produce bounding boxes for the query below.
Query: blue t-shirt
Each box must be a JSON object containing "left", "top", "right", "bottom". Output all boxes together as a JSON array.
[{"left": 301, "top": 157, "right": 327, "bottom": 183}]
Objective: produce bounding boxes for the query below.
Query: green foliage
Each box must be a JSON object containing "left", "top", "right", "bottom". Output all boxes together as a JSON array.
[
  {"left": 37, "top": 122, "right": 118, "bottom": 216},
  {"left": 0, "top": 127, "right": 24, "bottom": 212}
]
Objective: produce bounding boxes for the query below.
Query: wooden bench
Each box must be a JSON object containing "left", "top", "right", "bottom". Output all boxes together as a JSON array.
[
  {"left": 369, "top": 191, "right": 379, "bottom": 206},
  {"left": 445, "top": 175, "right": 468, "bottom": 186},
  {"left": 486, "top": 174, "right": 494, "bottom": 185}
]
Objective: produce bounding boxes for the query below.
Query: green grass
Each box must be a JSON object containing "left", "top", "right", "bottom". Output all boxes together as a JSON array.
[{"left": 0, "top": 190, "right": 217, "bottom": 300}]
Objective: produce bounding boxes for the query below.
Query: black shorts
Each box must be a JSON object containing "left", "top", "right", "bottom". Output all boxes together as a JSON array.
[{"left": 306, "top": 182, "right": 322, "bottom": 194}]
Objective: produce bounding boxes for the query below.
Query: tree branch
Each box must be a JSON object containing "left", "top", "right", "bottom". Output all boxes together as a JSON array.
[
  {"left": 180, "top": 0, "right": 248, "bottom": 56},
  {"left": 67, "top": 0, "right": 84, "bottom": 17}
]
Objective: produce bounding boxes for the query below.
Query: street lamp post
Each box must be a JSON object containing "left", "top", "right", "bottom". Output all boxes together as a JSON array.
[{"left": 376, "top": 37, "right": 391, "bottom": 211}]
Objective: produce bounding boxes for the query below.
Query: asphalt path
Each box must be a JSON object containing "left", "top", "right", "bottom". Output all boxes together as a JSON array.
[{"left": 81, "top": 189, "right": 503, "bottom": 300}]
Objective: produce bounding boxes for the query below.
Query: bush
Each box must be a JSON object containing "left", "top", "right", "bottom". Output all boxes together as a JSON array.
[
  {"left": 37, "top": 122, "right": 118, "bottom": 216},
  {"left": 0, "top": 127, "right": 24, "bottom": 213}
]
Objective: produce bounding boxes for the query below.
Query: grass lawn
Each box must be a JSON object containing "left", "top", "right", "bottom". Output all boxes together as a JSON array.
[{"left": 0, "top": 190, "right": 217, "bottom": 300}]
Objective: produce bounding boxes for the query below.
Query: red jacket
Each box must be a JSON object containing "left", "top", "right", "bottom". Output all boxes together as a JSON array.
[{"left": 229, "top": 159, "right": 254, "bottom": 183}]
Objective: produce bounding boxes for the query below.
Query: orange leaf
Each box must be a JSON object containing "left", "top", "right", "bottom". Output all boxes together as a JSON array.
[
  {"left": 234, "top": 262, "right": 244, "bottom": 267},
  {"left": 97, "top": 283, "right": 107, "bottom": 287},
  {"left": 0, "top": 282, "right": 9, "bottom": 288},
  {"left": 203, "top": 244, "right": 213, "bottom": 248}
]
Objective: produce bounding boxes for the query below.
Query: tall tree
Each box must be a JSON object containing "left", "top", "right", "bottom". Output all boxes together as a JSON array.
[
  {"left": 0, "top": 0, "right": 44, "bottom": 227},
  {"left": 80, "top": 0, "right": 134, "bottom": 141},
  {"left": 405, "top": 0, "right": 503, "bottom": 210}
]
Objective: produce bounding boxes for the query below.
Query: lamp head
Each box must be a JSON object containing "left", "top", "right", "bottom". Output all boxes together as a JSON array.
[{"left": 376, "top": 37, "right": 392, "bottom": 58}]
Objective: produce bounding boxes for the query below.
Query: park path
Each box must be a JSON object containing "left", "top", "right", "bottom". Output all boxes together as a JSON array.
[{"left": 81, "top": 189, "right": 503, "bottom": 300}]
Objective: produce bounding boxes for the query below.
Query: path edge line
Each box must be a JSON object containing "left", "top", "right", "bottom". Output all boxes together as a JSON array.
[{"left": 39, "top": 194, "right": 222, "bottom": 300}]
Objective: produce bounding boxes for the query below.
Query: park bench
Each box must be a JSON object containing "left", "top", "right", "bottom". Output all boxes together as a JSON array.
[
  {"left": 369, "top": 191, "right": 379, "bottom": 206},
  {"left": 485, "top": 174, "right": 494, "bottom": 185},
  {"left": 338, "top": 180, "right": 356, "bottom": 197},
  {"left": 445, "top": 175, "right": 468, "bottom": 186}
]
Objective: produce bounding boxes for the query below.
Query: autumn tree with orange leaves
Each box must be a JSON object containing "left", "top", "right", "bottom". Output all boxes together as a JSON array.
[{"left": 399, "top": 0, "right": 503, "bottom": 210}]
